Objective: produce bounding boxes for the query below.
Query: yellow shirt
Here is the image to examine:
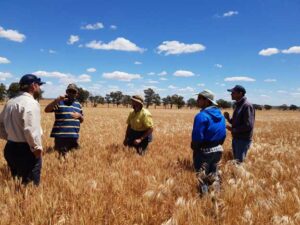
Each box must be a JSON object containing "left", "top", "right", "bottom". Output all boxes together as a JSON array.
[{"left": 127, "top": 108, "right": 153, "bottom": 131}]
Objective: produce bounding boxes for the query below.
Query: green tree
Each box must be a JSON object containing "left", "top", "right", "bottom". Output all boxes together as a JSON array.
[
  {"left": 110, "top": 91, "right": 123, "bottom": 107},
  {"left": 187, "top": 98, "right": 197, "bottom": 109},
  {"left": 77, "top": 87, "right": 90, "bottom": 105},
  {"left": 264, "top": 105, "right": 272, "bottom": 110},
  {"left": 144, "top": 88, "right": 155, "bottom": 108},
  {"left": 7, "top": 82, "right": 20, "bottom": 99},
  {"left": 171, "top": 94, "right": 185, "bottom": 109},
  {"left": 153, "top": 93, "right": 161, "bottom": 109},
  {"left": 0, "top": 83, "right": 7, "bottom": 101},
  {"left": 216, "top": 99, "right": 232, "bottom": 109},
  {"left": 162, "top": 95, "right": 172, "bottom": 109},
  {"left": 105, "top": 94, "right": 112, "bottom": 108},
  {"left": 121, "top": 95, "right": 131, "bottom": 108},
  {"left": 289, "top": 104, "right": 298, "bottom": 110}
]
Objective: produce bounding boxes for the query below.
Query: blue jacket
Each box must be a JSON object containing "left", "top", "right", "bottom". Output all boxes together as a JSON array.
[{"left": 192, "top": 106, "right": 226, "bottom": 148}]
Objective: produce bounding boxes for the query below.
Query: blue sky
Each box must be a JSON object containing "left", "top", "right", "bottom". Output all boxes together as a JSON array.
[{"left": 0, "top": 0, "right": 300, "bottom": 105}]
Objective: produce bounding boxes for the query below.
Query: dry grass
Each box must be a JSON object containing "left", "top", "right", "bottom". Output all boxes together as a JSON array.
[{"left": 0, "top": 104, "right": 299, "bottom": 225}]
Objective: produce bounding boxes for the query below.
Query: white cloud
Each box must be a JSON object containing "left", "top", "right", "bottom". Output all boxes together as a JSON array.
[
  {"left": 158, "top": 71, "right": 167, "bottom": 76},
  {"left": 86, "top": 37, "right": 145, "bottom": 52},
  {"left": 282, "top": 46, "right": 300, "bottom": 54},
  {"left": 110, "top": 25, "right": 117, "bottom": 30},
  {"left": 291, "top": 92, "right": 300, "bottom": 97},
  {"left": 264, "top": 79, "right": 277, "bottom": 82},
  {"left": 147, "top": 80, "right": 159, "bottom": 84},
  {"left": 78, "top": 74, "right": 91, "bottom": 82},
  {"left": 134, "top": 61, "right": 142, "bottom": 65},
  {"left": 67, "top": 35, "right": 80, "bottom": 45},
  {"left": 148, "top": 72, "right": 155, "bottom": 76},
  {"left": 178, "top": 86, "right": 195, "bottom": 92},
  {"left": 260, "top": 94, "right": 270, "bottom": 98},
  {"left": 277, "top": 90, "right": 287, "bottom": 94},
  {"left": 157, "top": 40, "right": 205, "bottom": 55},
  {"left": 197, "top": 83, "right": 205, "bottom": 87},
  {"left": 81, "top": 22, "right": 104, "bottom": 30},
  {"left": 0, "top": 26, "right": 26, "bottom": 42},
  {"left": 46, "top": 81, "right": 53, "bottom": 85},
  {"left": 168, "top": 85, "right": 177, "bottom": 89},
  {"left": 259, "top": 48, "right": 280, "bottom": 56},
  {"left": 215, "top": 64, "right": 223, "bottom": 68},
  {"left": 0, "top": 56, "right": 10, "bottom": 64},
  {"left": 224, "top": 76, "right": 256, "bottom": 82},
  {"left": 223, "top": 11, "right": 239, "bottom": 17},
  {"left": 102, "top": 71, "right": 141, "bottom": 81},
  {"left": 173, "top": 70, "right": 195, "bottom": 77},
  {"left": 33, "top": 70, "right": 91, "bottom": 84},
  {"left": 160, "top": 77, "right": 168, "bottom": 81},
  {"left": 49, "top": 49, "right": 56, "bottom": 54},
  {"left": 0, "top": 72, "right": 12, "bottom": 81},
  {"left": 87, "top": 68, "right": 96, "bottom": 73}
]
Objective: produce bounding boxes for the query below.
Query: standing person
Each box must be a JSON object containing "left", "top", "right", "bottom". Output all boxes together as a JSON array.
[
  {"left": 224, "top": 85, "right": 255, "bottom": 163},
  {"left": 0, "top": 74, "right": 44, "bottom": 186},
  {"left": 123, "top": 95, "right": 153, "bottom": 155},
  {"left": 45, "top": 84, "right": 83, "bottom": 157},
  {"left": 191, "top": 90, "right": 226, "bottom": 195}
]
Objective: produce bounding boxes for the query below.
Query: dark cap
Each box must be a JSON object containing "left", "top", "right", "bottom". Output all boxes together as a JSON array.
[
  {"left": 19, "top": 74, "right": 45, "bottom": 86},
  {"left": 227, "top": 85, "right": 246, "bottom": 94},
  {"left": 66, "top": 83, "right": 78, "bottom": 92}
]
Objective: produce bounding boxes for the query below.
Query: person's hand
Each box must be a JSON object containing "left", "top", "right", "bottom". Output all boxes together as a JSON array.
[
  {"left": 224, "top": 112, "right": 230, "bottom": 121},
  {"left": 56, "top": 95, "right": 68, "bottom": 103},
  {"left": 133, "top": 138, "right": 142, "bottom": 145},
  {"left": 33, "top": 149, "right": 42, "bottom": 158},
  {"left": 226, "top": 125, "right": 232, "bottom": 131},
  {"left": 71, "top": 112, "right": 82, "bottom": 119}
]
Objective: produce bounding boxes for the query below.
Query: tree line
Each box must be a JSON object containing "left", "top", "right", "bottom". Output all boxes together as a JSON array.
[{"left": 0, "top": 82, "right": 299, "bottom": 110}]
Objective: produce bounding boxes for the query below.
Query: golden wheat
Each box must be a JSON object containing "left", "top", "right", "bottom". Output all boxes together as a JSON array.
[{"left": 0, "top": 103, "right": 299, "bottom": 225}]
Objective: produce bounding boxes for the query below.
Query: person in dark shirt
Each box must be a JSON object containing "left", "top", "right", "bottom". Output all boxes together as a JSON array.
[
  {"left": 224, "top": 85, "right": 255, "bottom": 163},
  {"left": 45, "top": 84, "right": 84, "bottom": 157}
]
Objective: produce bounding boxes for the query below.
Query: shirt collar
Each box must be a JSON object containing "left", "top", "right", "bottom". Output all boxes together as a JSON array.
[{"left": 20, "top": 91, "right": 34, "bottom": 99}]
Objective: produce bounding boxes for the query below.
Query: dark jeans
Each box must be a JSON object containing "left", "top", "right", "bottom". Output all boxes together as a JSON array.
[
  {"left": 193, "top": 150, "right": 222, "bottom": 195},
  {"left": 54, "top": 138, "right": 79, "bottom": 156},
  {"left": 4, "top": 141, "right": 42, "bottom": 186},
  {"left": 125, "top": 129, "right": 152, "bottom": 155},
  {"left": 232, "top": 138, "right": 252, "bottom": 163}
]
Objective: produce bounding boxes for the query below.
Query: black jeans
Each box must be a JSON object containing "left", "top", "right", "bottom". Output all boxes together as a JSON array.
[
  {"left": 125, "top": 129, "right": 152, "bottom": 155},
  {"left": 193, "top": 150, "right": 222, "bottom": 194},
  {"left": 4, "top": 141, "right": 42, "bottom": 186},
  {"left": 54, "top": 138, "right": 79, "bottom": 156}
]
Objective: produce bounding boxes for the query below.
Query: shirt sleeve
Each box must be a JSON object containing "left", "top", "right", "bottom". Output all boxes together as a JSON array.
[
  {"left": 23, "top": 103, "right": 43, "bottom": 152},
  {"left": 143, "top": 113, "right": 153, "bottom": 129},
  {"left": 126, "top": 112, "right": 132, "bottom": 125},
  {"left": 0, "top": 106, "right": 8, "bottom": 140},
  {"left": 191, "top": 113, "right": 207, "bottom": 142}
]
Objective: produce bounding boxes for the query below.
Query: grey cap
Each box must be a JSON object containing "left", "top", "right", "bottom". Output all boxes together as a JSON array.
[
  {"left": 66, "top": 83, "right": 78, "bottom": 92},
  {"left": 198, "top": 89, "right": 218, "bottom": 105}
]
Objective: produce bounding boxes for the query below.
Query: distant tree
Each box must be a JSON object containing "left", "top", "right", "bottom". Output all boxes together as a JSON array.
[
  {"left": 253, "top": 104, "right": 263, "bottom": 110},
  {"left": 105, "top": 94, "right": 112, "bottom": 108},
  {"left": 171, "top": 94, "right": 185, "bottom": 109},
  {"left": 153, "top": 93, "right": 161, "bottom": 109},
  {"left": 89, "top": 95, "right": 104, "bottom": 107},
  {"left": 162, "top": 96, "right": 172, "bottom": 109},
  {"left": 121, "top": 95, "right": 131, "bottom": 108},
  {"left": 110, "top": 91, "right": 123, "bottom": 107},
  {"left": 0, "top": 83, "right": 6, "bottom": 101},
  {"left": 7, "top": 82, "right": 20, "bottom": 99},
  {"left": 77, "top": 87, "right": 89, "bottom": 105},
  {"left": 216, "top": 99, "right": 232, "bottom": 109},
  {"left": 279, "top": 104, "right": 288, "bottom": 111},
  {"left": 264, "top": 104, "right": 272, "bottom": 110},
  {"left": 144, "top": 88, "right": 155, "bottom": 108},
  {"left": 289, "top": 104, "right": 298, "bottom": 110},
  {"left": 187, "top": 98, "right": 197, "bottom": 109}
]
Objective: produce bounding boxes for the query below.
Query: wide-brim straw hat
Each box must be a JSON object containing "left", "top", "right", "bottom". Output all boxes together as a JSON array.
[{"left": 131, "top": 95, "right": 144, "bottom": 105}]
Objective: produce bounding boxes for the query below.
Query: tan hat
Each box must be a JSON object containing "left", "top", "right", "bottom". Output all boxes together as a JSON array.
[
  {"left": 66, "top": 83, "right": 78, "bottom": 92},
  {"left": 131, "top": 95, "right": 144, "bottom": 105},
  {"left": 198, "top": 89, "right": 218, "bottom": 105}
]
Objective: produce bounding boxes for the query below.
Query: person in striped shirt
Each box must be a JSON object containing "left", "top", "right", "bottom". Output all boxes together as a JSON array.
[{"left": 45, "top": 84, "right": 84, "bottom": 156}]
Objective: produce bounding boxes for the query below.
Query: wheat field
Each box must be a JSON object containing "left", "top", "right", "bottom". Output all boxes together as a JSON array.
[{"left": 0, "top": 103, "right": 299, "bottom": 225}]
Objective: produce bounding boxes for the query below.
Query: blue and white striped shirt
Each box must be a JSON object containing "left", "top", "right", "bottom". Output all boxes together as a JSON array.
[{"left": 50, "top": 100, "right": 82, "bottom": 138}]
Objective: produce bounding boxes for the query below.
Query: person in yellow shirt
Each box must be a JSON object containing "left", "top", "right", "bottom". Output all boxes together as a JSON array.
[{"left": 123, "top": 95, "right": 154, "bottom": 155}]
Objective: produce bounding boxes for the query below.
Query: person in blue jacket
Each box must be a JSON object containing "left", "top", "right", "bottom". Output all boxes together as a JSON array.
[{"left": 191, "top": 89, "right": 226, "bottom": 196}]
